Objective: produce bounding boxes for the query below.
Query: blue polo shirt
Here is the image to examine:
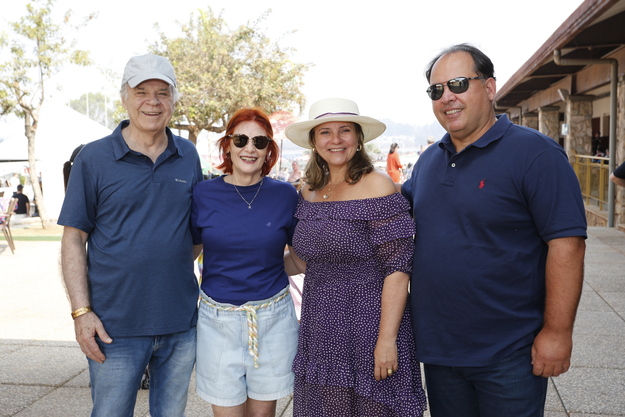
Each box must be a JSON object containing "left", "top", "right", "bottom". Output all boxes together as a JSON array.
[
  {"left": 58, "top": 120, "right": 204, "bottom": 337},
  {"left": 402, "top": 114, "right": 587, "bottom": 367}
]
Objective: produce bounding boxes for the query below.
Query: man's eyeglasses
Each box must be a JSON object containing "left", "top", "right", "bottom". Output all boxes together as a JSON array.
[
  {"left": 228, "top": 134, "right": 272, "bottom": 150},
  {"left": 426, "top": 76, "right": 491, "bottom": 101}
]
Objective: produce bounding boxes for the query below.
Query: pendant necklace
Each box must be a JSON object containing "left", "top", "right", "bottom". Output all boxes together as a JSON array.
[
  {"left": 323, "top": 179, "right": 345, "bottom": 199},
  {"left": 233, "top": 178, "right": 264, "bottom": 209}
]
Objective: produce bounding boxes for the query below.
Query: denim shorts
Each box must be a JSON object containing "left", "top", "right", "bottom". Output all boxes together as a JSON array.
[{"left": 196, "top": 287, "right": 299, "bottom": 406}]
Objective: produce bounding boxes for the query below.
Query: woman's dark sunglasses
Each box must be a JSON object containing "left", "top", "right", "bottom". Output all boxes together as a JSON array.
[
  {"left": 426, "top": 76, "right": 490, "bottom": 101},
  {"left": 228, "top": 134, "right": 272, "bottom": 150}
]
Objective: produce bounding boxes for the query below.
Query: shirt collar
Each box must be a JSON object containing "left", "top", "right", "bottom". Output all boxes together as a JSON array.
[
  {"left": 111, "top": 120, "right": 183, "bottom": 161},
  {"left": 438, "top": 114, "right": 511, "bottom": 154}
]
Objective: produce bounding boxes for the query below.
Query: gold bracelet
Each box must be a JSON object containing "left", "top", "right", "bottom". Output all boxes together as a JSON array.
[{"left": 71, "top": 306, "right": 92, "bottom": 320}]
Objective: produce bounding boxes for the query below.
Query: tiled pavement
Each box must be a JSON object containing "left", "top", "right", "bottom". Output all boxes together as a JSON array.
[{"left": 1, "top": 226, "right": 624, "bottom": 416}]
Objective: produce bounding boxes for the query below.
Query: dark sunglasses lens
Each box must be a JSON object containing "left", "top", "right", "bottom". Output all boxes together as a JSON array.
[
  {"left": 253, "top": 136, "right": 270, "bottom": 149},
  {"left": 231, "top": 134, "right": 249, "bottom": 148},
  {"left": 427, "top": 84, "right": 444, "bottom": 101},
  {"left": 231, "top": 134, "right": 270, "bottom": 149},
  {"left": 448, "top": 78, "right": 470, "bottom": 94}
]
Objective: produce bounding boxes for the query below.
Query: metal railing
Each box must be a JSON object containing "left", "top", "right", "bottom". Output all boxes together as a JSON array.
[{"left": 573, "top": 155, "right": 609, "bottom": 210}]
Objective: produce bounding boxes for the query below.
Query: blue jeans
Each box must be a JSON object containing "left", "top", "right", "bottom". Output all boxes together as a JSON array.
[
  {"left": 88, "top": 327, "right": 196, "bottom": 417},
  {"left": 424, "top": 343, "right": 548, "bottom": 417}
]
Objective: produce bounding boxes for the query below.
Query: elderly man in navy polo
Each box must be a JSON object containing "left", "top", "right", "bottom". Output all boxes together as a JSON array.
[
  {"left": 402, "top": 44, "right": 587, "bottom": 417},
  {"left": 59, "top": 54, "right": 203, "bottom": 416}
]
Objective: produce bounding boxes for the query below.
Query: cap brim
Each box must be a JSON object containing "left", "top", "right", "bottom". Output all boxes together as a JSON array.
[
  {"left": 126, "top": 73, "right": 176, "bottom": 88},
  {"left": 285, "top": 115, "right": 386, "bottom": 149}
]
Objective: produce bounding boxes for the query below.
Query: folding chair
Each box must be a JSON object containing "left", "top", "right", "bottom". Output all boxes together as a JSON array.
[{"left": 0, "top": 197, "right": 17, "bottom": 254}]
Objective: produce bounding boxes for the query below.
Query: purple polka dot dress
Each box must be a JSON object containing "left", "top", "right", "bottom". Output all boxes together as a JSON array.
[{"left": 291, "top": 193, "right": 426, "bottom": 416}]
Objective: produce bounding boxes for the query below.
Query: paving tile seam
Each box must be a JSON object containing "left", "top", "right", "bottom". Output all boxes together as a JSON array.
[
  {"left": 277, "top": 395, "right": 293, "bottom": 417},
  {"left": 12, "top": 385, "right": 63, "bottom": 417},
  {"left": 566, "top": 365, "right": 625, "bottom": 371},
  {"left": 549, "top": 378, "right": 570, "bottom": 417},
  {"left": 0, "top": 340, "right": 78, "bottom": 347},
  {"left": 1, "top": 382, "right": 63, "bottom": 388},
  {"left": 581, "top": 281, "right": 625, "bottom": 322}
]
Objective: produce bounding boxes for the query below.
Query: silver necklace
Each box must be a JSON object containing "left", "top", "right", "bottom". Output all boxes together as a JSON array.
[{"left": 233, "top": 178, "right": 264, "bottom": 209}]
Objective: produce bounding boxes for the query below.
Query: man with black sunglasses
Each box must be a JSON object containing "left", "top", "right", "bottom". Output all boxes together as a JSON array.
[{"left": 402, "top": 43, "right": 587, "bottom": 416}]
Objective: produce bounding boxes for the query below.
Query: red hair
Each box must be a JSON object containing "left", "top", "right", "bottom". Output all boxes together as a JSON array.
[{"left": 216, "top": 108, "right": 279, "bottom": 177}]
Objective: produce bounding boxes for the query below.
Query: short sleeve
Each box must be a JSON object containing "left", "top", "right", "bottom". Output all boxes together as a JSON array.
[{"left": 523, "top": 147, "right": 587, "bottom": 241}]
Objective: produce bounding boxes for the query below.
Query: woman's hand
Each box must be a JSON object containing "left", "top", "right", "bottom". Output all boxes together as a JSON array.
[{"left": 374, "top": 336, "right": 398, "bottom": 381}]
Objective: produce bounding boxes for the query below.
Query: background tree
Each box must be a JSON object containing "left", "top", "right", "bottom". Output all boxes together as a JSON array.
[
  {"left": 0, "top": 0, "right": 94, "bottom": 228},
  {"left": 152, "top": 8, "right": 310, "bottom": 144},
  {"left": 69, "top": 92, "right": 118, "bottom": 130}
]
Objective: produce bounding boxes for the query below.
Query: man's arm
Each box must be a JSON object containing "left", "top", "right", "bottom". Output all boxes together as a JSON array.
[
  {"left": 531, "top": 236, "right": 585, "bottom": 377},
  {"left": 61, "top": 226, "right": 112, "bottom": 363},
  {"left": 609, "top": 173, "right": 625, "bottom": 187}
]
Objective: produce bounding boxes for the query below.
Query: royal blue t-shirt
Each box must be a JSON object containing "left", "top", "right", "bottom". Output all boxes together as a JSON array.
[
  {"left": 402, "top": 114, "right": 587, "bottom": 367},
  {"left": 191, "top": 176, "right": 298, "bottom": 305},
  {"left": 58, "top": 120, "right": 204, "bottom": 337}
]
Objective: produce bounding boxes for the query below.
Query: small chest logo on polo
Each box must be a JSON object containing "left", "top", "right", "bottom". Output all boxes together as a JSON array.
[
  {"left": 266, "top": 222, "right": 272, "bottom": 227},
  {"left": 479, "top": 179, "right": 485, "bottom": 189},
  {"left": 175, "top": 178, "right": 187, "bottom": 183}
]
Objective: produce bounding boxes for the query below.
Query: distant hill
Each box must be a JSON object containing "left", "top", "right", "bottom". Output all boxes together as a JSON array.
[
  {"left": 379, "top": 119, "right": 446, "bottom": 146},
  {"left": 279, "top": 119, "right": 445, "bottom": 153}
]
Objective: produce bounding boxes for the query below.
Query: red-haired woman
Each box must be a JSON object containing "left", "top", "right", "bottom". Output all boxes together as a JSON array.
[{"left": 191, "top": 108, "right": 299, "bottom": 417}]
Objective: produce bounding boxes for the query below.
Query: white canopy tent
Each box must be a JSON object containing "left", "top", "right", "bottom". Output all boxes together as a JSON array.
[{"left": 0, "top": 100, "right": 112, "bottom": 219}]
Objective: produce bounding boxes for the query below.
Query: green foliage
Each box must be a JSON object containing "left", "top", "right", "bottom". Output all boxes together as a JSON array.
[
  {"left": 366, "top": 143, "right": 381, "bottom": 155},
  {"left": 0, "top": 0, "right": 94, "bottom": 116},
  {"left": 0, "top": 0, "right": 95, "bottom": 227},
  {"left": 151, "top": 8, "right": 311, "bottom": 143},
  {"left": 69, "top": 92, "right": 119, "bottom": 130}
]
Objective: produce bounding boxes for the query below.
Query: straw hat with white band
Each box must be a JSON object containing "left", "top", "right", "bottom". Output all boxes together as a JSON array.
[{"left": 285, "top": 98, "right": 386, "bottom": 149}]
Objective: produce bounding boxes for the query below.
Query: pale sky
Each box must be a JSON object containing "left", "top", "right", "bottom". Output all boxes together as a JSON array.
[{"left": 3, "top": 0, "right": 585, "bottom": 127}]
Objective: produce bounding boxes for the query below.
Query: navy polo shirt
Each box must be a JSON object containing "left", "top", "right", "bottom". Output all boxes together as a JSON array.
[
  {"left": 402, "top": 114, "right": 587, "bottom": 367},
  {"left": 613, "top": 160, "right": 625, "bottom": 179},
  {"left": 59, "top": 120, "right": 204, "bottom": 337}
]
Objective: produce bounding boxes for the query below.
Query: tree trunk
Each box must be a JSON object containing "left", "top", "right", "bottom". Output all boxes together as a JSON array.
[
  {"left": 24, "top": 114, "right": 51, "bottom": 229},
  {"left": 187, "top": 128, "right": 198, "bottom": 145}
]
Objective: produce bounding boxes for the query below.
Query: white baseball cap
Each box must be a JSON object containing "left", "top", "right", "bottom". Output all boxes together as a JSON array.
[{"left": 121, "top": 54, "right": 177, "bottom": 88}]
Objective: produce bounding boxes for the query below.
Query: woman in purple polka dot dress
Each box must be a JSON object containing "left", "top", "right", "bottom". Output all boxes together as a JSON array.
[{"left": 284, "top": 98, "right": 426, "bottom": 416}]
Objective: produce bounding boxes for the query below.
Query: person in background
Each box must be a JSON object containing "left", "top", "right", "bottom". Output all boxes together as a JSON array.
[
  {"left": 8, "top": 173, "right": 20, "bottom": 190},
  {"left": 288, "top": 160, "right": 302, "bottom": 184},
  {"left": 284, "top": 97, "right": 426, "bottom": 417},
  {"left": 610, "top": 160, "right": 625, "bottom": 187},
  {"left": 59, "top": 53, "right": 203, "bottom": 416},
  {"left": 12, "top": 184, "right": 30, "bottom": 217},
  {"left": 191, "top": 107, "right": 299, "bottom": 417},
  {"left": 402, "top": 43, "right": 587, "bottom": 417},
  {"left": 591, "top": 132, "right": 601, "bottom": 155},
  {"left": 386, "top": 142, "right": 403, "bottom": 183}
]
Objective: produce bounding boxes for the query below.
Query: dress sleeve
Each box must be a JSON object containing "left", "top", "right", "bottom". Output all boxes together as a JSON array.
[{"left": 368, "top": 195, "right": 415, "bottom": 278}]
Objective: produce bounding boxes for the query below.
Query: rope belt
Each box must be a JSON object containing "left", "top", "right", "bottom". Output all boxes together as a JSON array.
[{"left": 201, "top": 288, "right": 289, "bottom": 369}]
